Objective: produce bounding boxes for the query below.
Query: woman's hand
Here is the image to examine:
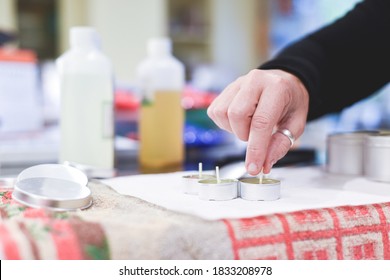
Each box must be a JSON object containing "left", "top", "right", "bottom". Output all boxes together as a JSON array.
[{"left": 207, "top": 69, "right": 309, "bottom": 175}]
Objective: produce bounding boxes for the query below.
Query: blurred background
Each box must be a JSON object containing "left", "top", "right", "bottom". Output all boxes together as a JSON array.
[{"left": 1, "top": 0, "right": 389, "bottom": 174}]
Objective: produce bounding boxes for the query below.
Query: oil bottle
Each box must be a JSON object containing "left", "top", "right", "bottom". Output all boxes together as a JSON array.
[{"left": 137, "top": 37, "right": 185, "bottom": 171}]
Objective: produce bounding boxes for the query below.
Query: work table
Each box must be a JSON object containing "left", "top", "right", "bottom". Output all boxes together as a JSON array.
[{"left": 1, "top": 164, "right": 389, "bottom": 260}]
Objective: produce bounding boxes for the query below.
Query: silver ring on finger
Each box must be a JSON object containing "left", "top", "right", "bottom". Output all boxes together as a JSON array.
[{"left": 276, "top": 128, "right": 295, "bottom": 147}]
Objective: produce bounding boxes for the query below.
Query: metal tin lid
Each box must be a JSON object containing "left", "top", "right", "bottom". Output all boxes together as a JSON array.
[
  {"left": 12, "top": 164, "right": 92, "bottom": 211},
  {"left": 365, "top": 133, "right": 390, "bottom": 148},
  {"left": 327, "top": 131, "right": 378, "bottom": 145}
]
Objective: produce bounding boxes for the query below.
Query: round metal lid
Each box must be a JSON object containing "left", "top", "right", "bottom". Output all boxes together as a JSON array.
[
  {"left": 327, "top": 131, "right": 378, "bottom": 145},
  {"left": 365, "top": 132, "right": 390, "bottom": 148},
  {"left": 11, "top": 164, "right": 92, "bottom": 211}
]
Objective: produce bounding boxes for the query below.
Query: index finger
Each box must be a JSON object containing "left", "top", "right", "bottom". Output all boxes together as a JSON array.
[
  {"left": 245, "top": 86, "right": 287, "bottom": 175},
  {"left": 207, "top": 77, "right": 243, "bottom": 133}
]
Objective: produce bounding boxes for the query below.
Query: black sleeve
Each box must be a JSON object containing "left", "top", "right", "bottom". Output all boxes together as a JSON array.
[{"left": 259, "top": 0, "right": 390, "bottom": 121}]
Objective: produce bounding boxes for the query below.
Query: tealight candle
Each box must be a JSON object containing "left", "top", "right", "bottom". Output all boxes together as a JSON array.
[
  {"left": 198, "top": 166, "right": 238, "bottom": 201},
  {"left": 182, "top": 162, "right": 215, "bottom": 195},
  {"left": 239, "top": 177, "right": 281, "bottom": 201}
]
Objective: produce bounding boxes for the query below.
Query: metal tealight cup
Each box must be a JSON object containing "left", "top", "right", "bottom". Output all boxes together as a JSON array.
[
  {"left": 182, "top": 174, "right": 215, "bottom": 195},
  {"left": 239, "top": 177, "right": 281, "bottom": 201},
  {"left": 198, "top": 178, "right": 238, "bottom": 201}
]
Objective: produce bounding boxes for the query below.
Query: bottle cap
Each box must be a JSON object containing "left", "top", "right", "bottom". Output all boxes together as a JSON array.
[
  {"left": 147, "top": 37, "right": 172, "bottom": 57},
  {"left": 70, "top": 26, "right": 101, "bottom": 50}
]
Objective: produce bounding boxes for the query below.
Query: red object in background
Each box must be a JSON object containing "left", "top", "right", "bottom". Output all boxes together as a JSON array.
[
  {"left": 0, "top": 48, "right": 37, "bottom": 63},
  {"left": 114, "top": 85, "right": 218, "bottom": 112},
  {"left": 114, "top": 89, "right": 140, "bottom": 111},
  {"left": 182, "top": 85, "right": 218, "bottom": 110}
]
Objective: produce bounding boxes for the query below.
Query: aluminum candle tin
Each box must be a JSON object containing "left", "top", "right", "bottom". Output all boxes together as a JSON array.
[
  {"left": 182, "top": 174, "right": 215, "bottom": 195},
  {"left": 198, "top": 178, "right": 238, "bottom": 201},
  {"left": 239, "top": 177, "right": 281, "bottom": 201},
  {"left": 12, "top": 164, "right": 92, "bottom": 211},
  {"left": 326, "top": 131, "right": 377, "bottom": 175},
  {"left": 364, "top": 133, "right": 390, "bottom": 182}
]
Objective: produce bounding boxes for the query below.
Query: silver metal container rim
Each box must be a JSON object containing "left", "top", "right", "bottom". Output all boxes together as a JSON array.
[
  {"left": 328, "top": 131, "right": 379, "bottom": 144},
  {"left": 198, "top": 178, "right": 237, "bottom": 185},
  {"left": 182, "top": 174, "right": 215, "bottom": 180},
  {"left": 239, "top": 177, "right": 280, "bottom": 185},
  {"left": 365, "top": 134, "right": 390, "bottom": 148}
]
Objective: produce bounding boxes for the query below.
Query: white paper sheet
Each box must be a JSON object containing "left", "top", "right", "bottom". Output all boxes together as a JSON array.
[{"left": 101, "top": 166, "right": 390, "bottom": 220}]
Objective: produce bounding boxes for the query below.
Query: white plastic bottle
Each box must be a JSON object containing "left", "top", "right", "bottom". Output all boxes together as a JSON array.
[
  {"left": 56, "top": 27, "right": 114, "bottom": 169},
  {"left": 137, "top": 37, "right": 185, "bottom": 170}
]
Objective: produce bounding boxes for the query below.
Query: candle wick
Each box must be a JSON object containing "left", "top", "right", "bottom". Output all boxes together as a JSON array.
[
  {"left": 216, "top": 166, "right": 221, "bottom": 184},
  {"left": 258, "top": 169, "right": 263, "bottom": 184}
]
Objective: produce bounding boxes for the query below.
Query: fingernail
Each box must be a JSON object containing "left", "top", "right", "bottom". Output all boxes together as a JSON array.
[{"left": 248, "top": 163, "right": 258, "bottom": 175}]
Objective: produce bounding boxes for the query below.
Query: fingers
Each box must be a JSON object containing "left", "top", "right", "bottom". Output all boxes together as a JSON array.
[
  {"left": 245, "top": 85, "right": 289, "bottom": 175},
  {"left": 263, "top": 108, "right": 307, "bottom": 174},
  {"left": 227, "top": 72, "right": 265, "bottom": 141},
  {"left": 207, "top": 69, "right": 309, "bottom": 176},
  {"left": 207, "top": 77, "right": 242, "bottom": 133},
  {"left": 208, "top": 70, "right": 265, "bottom": 141}
]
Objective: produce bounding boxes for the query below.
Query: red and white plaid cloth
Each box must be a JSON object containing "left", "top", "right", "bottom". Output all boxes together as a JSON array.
[
  {"left": 223, "top": 203, "right": 390, "bottom": 259},
  {"left": 1, "top": 183, "right": 389, "bottom": 260}
]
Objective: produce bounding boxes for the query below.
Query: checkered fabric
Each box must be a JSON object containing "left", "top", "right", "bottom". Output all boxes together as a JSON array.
[
  {"left": 223, "top": 203, "right": 390, "bottom": 259},
  {"left": 1, "top": 183, "right": 389, "bottom": 260}
]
